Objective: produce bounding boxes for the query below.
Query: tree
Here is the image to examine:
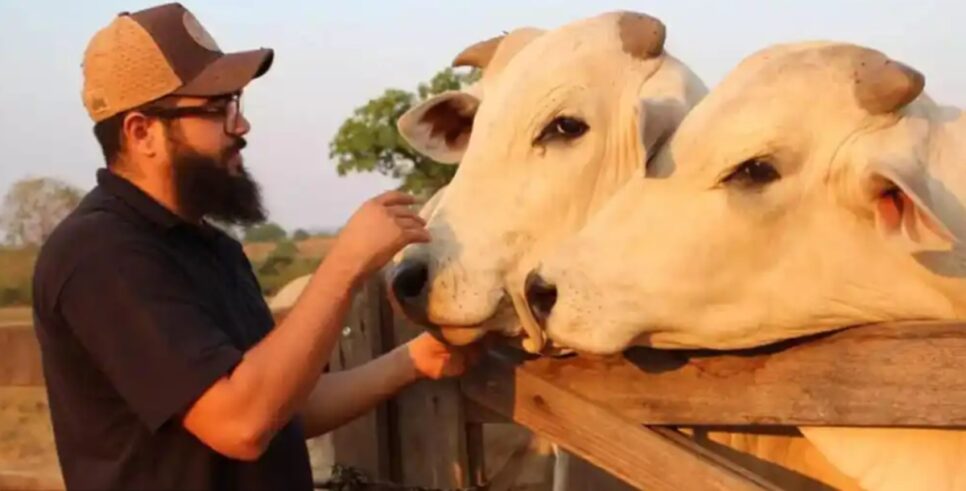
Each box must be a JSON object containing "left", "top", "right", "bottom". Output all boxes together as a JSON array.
[
  {"left": 329, "top": 67, "right": 481, "bottom": 197},
  {"left": 1, "top": 177, "right": 83, "bottom": 246},
  {"left": 292, "top": 228, "right": 310, "bottom": 241},
  {"left": 243, "top": 222, "right": 287, "bottom": 242}
]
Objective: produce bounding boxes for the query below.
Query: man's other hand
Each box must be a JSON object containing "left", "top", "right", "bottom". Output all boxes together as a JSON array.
[{"left": 402, "top": 332, "right": 483, "bottom": 380}]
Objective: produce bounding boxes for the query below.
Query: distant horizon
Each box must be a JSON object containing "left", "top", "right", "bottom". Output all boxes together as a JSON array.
[{"left": 2, "top": 1, "right": 963, "bottom": 231}]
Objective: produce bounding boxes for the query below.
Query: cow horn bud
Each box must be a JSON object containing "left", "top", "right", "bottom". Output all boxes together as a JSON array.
[
  {"left": 452, "top": 35, "right": 505, "bottom": 69},
  {"left": 854, "top": 51, "right": 925, "bottom": 114},
  {"left": 618, "top": 12, "right": 666, "bottom": 60}
]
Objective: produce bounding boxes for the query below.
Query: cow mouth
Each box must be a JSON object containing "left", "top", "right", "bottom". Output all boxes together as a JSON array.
[
  {"left": 432, "top": 325, "right": 489, "bottom": 345},
  {"left": 430, "top": 287, "right": 549, "bottom": 354},
  {"left": 507, "top": 286, "right": 547, "bottom": 354},
  {"left": 387, "top": 277, "right": 548, "bottom": 354},
  {"left": 421, "top": 290, "right": 548, "bottom": 353}
]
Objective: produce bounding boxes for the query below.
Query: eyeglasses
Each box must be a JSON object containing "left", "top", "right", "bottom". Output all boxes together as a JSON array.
[{"left": 140, "top": 93, "right": 244, "bottom": 135}]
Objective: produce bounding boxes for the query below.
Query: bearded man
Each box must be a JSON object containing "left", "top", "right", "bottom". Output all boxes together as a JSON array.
[{"left": 31, "top": 4, "right": 472, "bottom": 490}]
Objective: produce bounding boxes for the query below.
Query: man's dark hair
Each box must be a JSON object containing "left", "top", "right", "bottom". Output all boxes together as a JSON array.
[
  {"left": 93, "top": 112, "right": 126, "bottom": 167},
  {"left": 92, "top": 97, "right": 179, "bottom": 167}
]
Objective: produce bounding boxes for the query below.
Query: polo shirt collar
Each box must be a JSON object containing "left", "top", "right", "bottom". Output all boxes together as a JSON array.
[{"left": 97, "top": 168, "right": 183, "bottom": 231}]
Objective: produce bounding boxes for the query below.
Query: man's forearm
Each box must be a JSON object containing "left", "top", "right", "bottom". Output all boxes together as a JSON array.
[
  {"left": 222, "top": 256, "right": 363, "bottom": 443},
  {"left": 301, "top": 344, "right": 419, "bottom": 439}
]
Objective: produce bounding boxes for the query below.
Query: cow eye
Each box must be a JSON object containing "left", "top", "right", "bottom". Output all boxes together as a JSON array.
[
  {"left": 533, "top": 116, "right": 589, "bottom": 145},
  {"left": 720, "top": 158, "right": 780, "bottom": 189}
]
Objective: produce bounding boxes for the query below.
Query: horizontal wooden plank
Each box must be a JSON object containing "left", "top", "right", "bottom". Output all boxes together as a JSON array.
[
  {"left": 462, "top": 349, "right": 782, "bottom": 491},
  {"left": 485, "top": 321, "right": 966, "bottom": 427}
]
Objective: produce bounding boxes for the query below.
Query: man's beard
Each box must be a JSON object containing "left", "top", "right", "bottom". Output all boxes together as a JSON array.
[{"left": 170, "top": 136, "right": 266, "bottom": 227}]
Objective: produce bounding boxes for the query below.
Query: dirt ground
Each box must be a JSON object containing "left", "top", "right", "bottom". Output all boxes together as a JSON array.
[{"left": 0, "top": 387, "right": 63, "bottom": 491}]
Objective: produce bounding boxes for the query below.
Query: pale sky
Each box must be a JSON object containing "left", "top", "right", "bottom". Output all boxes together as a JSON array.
[{"left": 1, "top": 1, "right": 963, "bottom": 231}]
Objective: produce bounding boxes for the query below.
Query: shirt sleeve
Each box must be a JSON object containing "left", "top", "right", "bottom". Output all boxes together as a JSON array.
[{"left": 58, "top": 240, "right": 244, "bottom": 432}]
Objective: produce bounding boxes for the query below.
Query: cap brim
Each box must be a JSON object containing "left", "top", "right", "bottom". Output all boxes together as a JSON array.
[{"left": 174, "top": 48, "right": 273, "bottom": 96}]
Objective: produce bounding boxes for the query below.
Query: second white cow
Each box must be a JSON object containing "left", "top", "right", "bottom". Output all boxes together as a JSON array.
[{"left": 527, "top": 41, "right": 966, "bottom": 491}]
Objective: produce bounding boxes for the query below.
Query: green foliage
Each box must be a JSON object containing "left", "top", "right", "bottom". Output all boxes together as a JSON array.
[
  {"left": 243, "top": 222, "right": 287, "bottom": 242},
  {"left": 329, "top": 67, "right": 481, "bottom": 197},
  {"left": 246, "top": 237, "right": 313, "bottom": 297},
  {"left": 252, "top": 239, "right": 319, "bottom": 297},
  {"left": 292, "top": 229, "right": 310, "bottom": 241}
]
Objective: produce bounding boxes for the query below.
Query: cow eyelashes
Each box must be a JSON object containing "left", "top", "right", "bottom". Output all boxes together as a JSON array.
[
  {"left": 720, "top": 158, "right": 781, "bottom": 189},
  {"left": 533, "top": 116, "right": 590, "bottom": 146}
]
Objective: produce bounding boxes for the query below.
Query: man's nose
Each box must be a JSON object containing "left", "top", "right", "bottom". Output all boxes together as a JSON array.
[{"left": 230, "top": 113, "right": 251, "bottom": 136}]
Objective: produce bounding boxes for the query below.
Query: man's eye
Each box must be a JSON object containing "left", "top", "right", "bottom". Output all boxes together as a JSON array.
[
  {"left": 533, "top": 116, "right": 589, "bottom": 145},
  {"left": 720, "top": 159, "right": 781, "bottom": 189}
]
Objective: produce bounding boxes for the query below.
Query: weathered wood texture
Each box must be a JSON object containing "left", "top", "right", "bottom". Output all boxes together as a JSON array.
[
  {"left": 479, "top": 322, "right": 966, "bottom": 427},
  {"left": 327, "top": 279, "right": 393, "bottom": 480},
  {"left": 387, "top": 307, "right": 472, "bottom": 488},
  {"left": 463, "top": 347, "right": 782, "bottom": 491},
  {"left": 327, "top": 275, "right": 473, "bottom": 488}
]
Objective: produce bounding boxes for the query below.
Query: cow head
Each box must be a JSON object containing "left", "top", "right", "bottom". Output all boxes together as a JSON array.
[
  {"left": 527, "top": 41, "right": 966, "bottom": 355},
  {"left": 387, "top": 11, "right": 707, "bottom": 352}
]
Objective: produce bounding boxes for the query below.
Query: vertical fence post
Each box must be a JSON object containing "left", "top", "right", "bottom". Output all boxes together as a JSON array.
[{"left": 327, "top": 278, "right": 393, "bottom": 480}]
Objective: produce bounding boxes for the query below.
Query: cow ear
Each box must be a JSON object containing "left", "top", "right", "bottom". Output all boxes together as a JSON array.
[
  {"left": 636, "top": 57, "right": 707, "bottom": 177},
  {"left": 398, "top": 90, "right": 480, "bottom": 164},
  {"left": 638, "top": 97, "right": 688, "bottom": 176},
  {"left": 866, "top": 158, "right": 964, "bottom": 254}
]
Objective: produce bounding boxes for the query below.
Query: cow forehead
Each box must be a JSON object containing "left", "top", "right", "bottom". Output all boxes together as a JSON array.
[
  {"left": 485, "top": 13, "right": 655, "bottom": 94},
  {"left": 713, "top": 42, "right": 896, "bottom": 113},
  {"left": 665, "top": 43, "right": 882, "bottom": 171}
]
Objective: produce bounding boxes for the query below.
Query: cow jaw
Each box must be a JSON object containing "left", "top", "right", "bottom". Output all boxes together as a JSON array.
[{"left": 434, "top": 325, "right": 488, "bottom": 345}]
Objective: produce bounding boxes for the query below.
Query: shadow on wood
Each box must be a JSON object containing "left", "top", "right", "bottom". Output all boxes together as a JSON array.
[
  {"left": 535, "top": 321, "right": 966, "bottom": 427},
  {"left": 462, "top": 346, "right": 781, "bottom": 490}
]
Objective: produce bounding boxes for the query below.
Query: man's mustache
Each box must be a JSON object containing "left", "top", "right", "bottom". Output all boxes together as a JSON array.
[
  {"left": 228, "top": 137, "right": 247, "bottom": 154},
  {"left": 223, "top": 138, "right": 247, "bottom": 161}
]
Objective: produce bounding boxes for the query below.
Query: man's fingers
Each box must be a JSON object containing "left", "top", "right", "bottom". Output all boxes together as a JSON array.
[
  {"left": 402, "top": 228, "right": 431, "bottom": 244},
  {"left": 387, "top": 206, "right": 427, "bottom": 225},
  {"left": 395, "top": 216, "right": 428, "bottom": 231},
  {"left": 375, "top": 191, "right": 420, "bottom": 207}
]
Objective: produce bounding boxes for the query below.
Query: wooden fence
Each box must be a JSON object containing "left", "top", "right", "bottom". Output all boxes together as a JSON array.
[{"left": 326, "top": 277, "right": 966, "bottom": 490}]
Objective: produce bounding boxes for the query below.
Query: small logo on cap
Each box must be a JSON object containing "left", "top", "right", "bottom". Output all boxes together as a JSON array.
[
  {"left": 91, "top": 97, "right": 107, "bottom": 111},
  {"left": 182, "top": 11, "right": 221, "bottom": 52}
]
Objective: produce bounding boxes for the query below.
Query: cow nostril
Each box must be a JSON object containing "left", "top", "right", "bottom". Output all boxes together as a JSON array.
[
  {"left": 392, "top": 260, "right": 429, "bottom": 301},
  {"left": 525, "top": 270, "right": 557, "bottom": 326}
]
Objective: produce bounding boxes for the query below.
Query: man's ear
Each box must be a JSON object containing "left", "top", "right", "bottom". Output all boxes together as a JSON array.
[
  {"left": 397, "top": 90, "right": 480, "bottom": 164},
  {"left": 122, "top": 112, "right": 158, "bottom": 159}
]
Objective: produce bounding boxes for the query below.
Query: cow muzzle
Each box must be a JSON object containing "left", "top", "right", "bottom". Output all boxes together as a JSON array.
[
  {"left": 524, "top": 270, "right": 558, "bottom": 328},
  {"left": 387, "top": 258, "right": 490, "bottom": 346},
  {"left": 388, "top": 258, "right": 431, "bottom": 322}
]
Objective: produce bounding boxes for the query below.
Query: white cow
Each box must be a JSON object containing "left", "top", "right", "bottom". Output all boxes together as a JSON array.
[
  {"left": 527, "top": 41, "right": 966, "bottom": 491},
  {"left": 388, "top": 11, "right": 707, "bottom": 354}
]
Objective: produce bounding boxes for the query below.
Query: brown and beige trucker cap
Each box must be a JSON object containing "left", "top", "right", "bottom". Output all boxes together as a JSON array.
[{"left": 82, "top": 2, "right": 273, "bottom": 122}]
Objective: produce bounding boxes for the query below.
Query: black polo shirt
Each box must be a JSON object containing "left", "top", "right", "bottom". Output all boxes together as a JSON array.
[{"left": 31, "top": 169, "right": 313, "bottom": 491}]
